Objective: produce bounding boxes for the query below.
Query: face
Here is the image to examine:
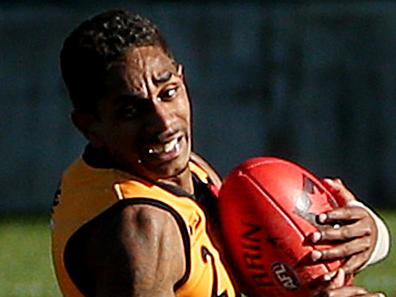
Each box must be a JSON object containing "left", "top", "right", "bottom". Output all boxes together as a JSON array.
[{"left": 87, "top": 46, "right": 192, "bottom": 181}]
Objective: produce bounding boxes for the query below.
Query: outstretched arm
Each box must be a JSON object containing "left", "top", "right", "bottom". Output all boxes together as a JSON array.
[{"left": 85, "top": 204, "right": 186, "bottom": 297}]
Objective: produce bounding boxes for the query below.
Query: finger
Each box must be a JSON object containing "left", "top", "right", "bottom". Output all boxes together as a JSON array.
[
  {"left": 310, "top": 269, "right": 338, "bottom": 292},
  {"left": 322, "top": 178, "right": 356, "bottom": 204},
  {"left": 327, "top": 290, "right": 385, "bottom": 297},
  {"left": 311, "top": 220, "right": 372, "bottom": 243},
  {"left": 341, "top": 252, "right": 370, "bottom": 274},
  {"left": 327, "top": 268, "right": 345, "bottom": 289},
  {"left": 310, "top": 269, "right": 343, "bottom": 294},
  {"left": 311, "top": 237, "right": 371, "bottom": 262},
  {"left": 322, "top": 286, "right": 368, "bottom": 297},
  {"left": 317, "top": 207, "right": 370, "bottom": 224}
]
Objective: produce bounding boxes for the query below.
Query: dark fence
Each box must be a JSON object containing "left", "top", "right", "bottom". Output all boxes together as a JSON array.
[{"left": 1, "top": 2, "right": 396, "bottom": 212}]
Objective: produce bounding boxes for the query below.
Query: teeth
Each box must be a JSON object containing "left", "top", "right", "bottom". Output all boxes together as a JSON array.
[
  {"left": 148, "top": 138, "right": 179, "bottom": 154},
  {"left": 164, "top": 138, "right": 178, "bottom": 153}
]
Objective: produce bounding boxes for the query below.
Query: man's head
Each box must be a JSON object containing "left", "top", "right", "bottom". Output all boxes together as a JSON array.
[
  {"left": 61, "top": 10, "right": 192, "bottom": 182},
  {"left": 61, "top": 9, "right": 174, "bottom": 111}
]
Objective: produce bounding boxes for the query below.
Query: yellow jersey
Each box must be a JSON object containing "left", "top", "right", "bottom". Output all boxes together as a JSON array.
[{"left": 51, "top": 154, "right": 238, "bottom": 297}]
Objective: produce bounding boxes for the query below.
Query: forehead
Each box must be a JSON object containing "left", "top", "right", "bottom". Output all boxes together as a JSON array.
[
  {"left": 103, "top": 46, "right": 178, "bottom": 96},
  {"left": 122, "top": 46, "right": 176, "bottom": 74}
]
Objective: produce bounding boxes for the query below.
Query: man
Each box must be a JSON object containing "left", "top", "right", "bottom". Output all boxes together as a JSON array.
[{"left": 51, "top": 9, "right": 389, "bottom": 297}]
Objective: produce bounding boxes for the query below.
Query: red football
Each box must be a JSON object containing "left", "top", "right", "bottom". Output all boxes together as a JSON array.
[{"left": 218, "top": 157, "right": 346, "bottom": 297}]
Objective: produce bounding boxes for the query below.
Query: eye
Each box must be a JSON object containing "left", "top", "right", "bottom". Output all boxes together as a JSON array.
[{"left": 160, "top": 87, "right": 178, "bottom": 101}]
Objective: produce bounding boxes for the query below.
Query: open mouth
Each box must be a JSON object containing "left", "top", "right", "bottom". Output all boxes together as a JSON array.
[{"left": 145, "top": 135, "right": 184, "bottom": 161}]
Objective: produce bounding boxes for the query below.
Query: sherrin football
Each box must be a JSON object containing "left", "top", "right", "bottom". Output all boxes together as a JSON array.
[{"left": 218, "top": 157, "right": 346, "bottom": 297}]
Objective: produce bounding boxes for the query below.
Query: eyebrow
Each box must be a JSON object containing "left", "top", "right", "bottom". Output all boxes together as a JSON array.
[{"left": 153, "top": 72, "right": 173, "bottom": 86}]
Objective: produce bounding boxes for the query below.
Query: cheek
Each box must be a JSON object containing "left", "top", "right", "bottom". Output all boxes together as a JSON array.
[
  {"left": 182, "top": 105, "right": 191, "bottom": 126},
  {"left": 104, "top": 123, "right": 141, "bottom": 154},
  {"left": 176, "top": 94, "right": 191, "bottom": 125}
]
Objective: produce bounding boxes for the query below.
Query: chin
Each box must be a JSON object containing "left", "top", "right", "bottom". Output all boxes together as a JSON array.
[
  {"left": 133, "top": 141, "right": 191, "bottom": 181},
  {"left": 148, "top": 156, "right": 190, "bottom": 180},
  {"left": 161, "top": 160, "right": 189, "bottom": 178}
]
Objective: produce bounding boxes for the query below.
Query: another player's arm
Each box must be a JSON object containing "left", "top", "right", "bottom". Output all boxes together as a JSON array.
[
  {"left": 86, "top": 204, "right": 186, "bottom": 297},
  {"left": 310, "top": 178, "right": 390, "bottom": 274}
]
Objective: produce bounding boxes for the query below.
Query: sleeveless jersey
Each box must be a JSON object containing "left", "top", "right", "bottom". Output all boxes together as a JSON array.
[{"left": 51, "top": 157, "right": 238, "bottom": 297}]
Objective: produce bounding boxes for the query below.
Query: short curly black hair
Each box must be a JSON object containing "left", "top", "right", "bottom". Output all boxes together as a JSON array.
[{"left": 60, "top": 10, "right": 174, "bottom": 111}]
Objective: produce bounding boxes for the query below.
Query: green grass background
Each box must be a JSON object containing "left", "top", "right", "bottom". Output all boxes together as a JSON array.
[{"left": 0, "top": 211, "right": 394, "bottom": 297}]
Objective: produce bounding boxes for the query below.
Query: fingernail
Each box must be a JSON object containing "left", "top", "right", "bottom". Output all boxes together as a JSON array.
[
  {"left": 333, "top": 223, "right": 341, "bottom": 230},
  {"left": 318, "top": 213, "right": 327, "bottom": 223},
  {"left": 311, "top": 250, "right": 322, "bottom": 262},
  {"left": 311, "top": 232, "right": 321, "bottom": 243}
]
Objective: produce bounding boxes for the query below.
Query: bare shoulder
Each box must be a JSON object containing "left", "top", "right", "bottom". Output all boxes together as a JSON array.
[
  {"left": 85, "top": 203, "right": 186, "bottom": 297},
  {"left": 119, "top": 203, "right": 179, "bottom": 238}
]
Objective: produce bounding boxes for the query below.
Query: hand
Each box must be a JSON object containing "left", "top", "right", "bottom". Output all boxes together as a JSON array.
[
  {"left": 314, "top": 268, "right": 385, "bottom": 297},
  {"left": 309, "top": 178, "right": 377, "bottom": 274}
]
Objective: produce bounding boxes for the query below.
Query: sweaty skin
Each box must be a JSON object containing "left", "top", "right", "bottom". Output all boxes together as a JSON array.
[
  {"left": 73, "top": 46, "right": 194, "bottom": 193},
  {"left": 72, "top": 46, "right": 194, "bottom": 296},
  {"left": 84, "top": 205, "right": 185, "bottom": 297},
  {"left": 70, "top": 46, "right": 385, "bottom": 297}
]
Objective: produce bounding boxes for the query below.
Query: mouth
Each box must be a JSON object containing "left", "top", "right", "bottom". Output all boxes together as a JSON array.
[{"left": 144, "top": 135, "right": 184, "bottom": 162}]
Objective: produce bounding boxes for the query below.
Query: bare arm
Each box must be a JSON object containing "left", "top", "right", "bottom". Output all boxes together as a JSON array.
[{"left": 85, "top": 204, "right": 186, "bottom": 297}]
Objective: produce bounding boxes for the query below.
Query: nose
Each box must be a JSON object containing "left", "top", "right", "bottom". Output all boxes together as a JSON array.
[{"left": 145, "top": 100, "right": 175, "bottom": 136}]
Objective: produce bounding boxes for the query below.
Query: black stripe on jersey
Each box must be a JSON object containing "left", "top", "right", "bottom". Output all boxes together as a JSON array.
[{"left": 64, "top": 198, "right": 191, "bottom": 296}]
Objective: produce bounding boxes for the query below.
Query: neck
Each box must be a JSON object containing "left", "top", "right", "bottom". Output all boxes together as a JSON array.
[
  {"left": 157, "top": 166, "right": 194, "bottom": 195},
  {"left": 83, "top": 145, "right": 194, "bottom": 193}
]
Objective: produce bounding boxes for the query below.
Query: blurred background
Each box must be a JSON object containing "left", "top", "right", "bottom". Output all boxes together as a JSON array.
[{"left": 0, "top": 1, "right": 395, "bottom": 296}]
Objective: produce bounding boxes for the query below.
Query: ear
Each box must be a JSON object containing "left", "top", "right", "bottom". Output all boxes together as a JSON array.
[
  {"left": 71, "top": 111, "right": 104, "bottom": 148},
  {"left": 177, "top": 64, "right": 184, "bottom": 78}
]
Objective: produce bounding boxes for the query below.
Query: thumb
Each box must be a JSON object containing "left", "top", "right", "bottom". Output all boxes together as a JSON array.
[{"left": 328, "top": 268, "right": 346, "bottom": 289}]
